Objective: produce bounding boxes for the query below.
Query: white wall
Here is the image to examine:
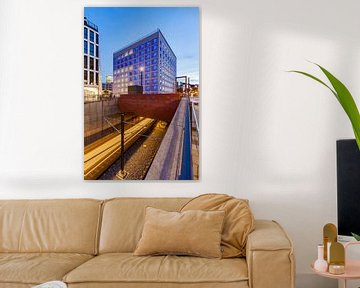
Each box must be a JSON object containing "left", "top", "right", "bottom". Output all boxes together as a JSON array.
[{"left": 0, "top": 0, "right": 359, "bottom": 287}]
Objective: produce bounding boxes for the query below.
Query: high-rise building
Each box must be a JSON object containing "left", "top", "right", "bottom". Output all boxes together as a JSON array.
[
  {"left": 113, "top": 29, "right": 176, "bottom": 96},
  {"left": 84, "top": 17, "right": 101, "bottom": 101}
]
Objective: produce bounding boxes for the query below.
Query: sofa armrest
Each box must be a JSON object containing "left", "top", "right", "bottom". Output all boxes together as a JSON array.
[{"left": 246, "top": 220, "right": 295, "bottom": 288}]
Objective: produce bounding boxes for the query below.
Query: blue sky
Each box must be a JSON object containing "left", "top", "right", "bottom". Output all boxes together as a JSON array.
[{"left": 84, "top": 7, "right": 200, "bottom": 84}]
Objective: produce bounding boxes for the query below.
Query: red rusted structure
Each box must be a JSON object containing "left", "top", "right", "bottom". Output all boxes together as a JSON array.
[{"left": 118, "top": 93, "right": 181, "bottom": 122}]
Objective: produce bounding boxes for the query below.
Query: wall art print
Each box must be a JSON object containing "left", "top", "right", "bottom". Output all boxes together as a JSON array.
[{"left": 83, "top": 7, "right": 200, "bottom": 181}]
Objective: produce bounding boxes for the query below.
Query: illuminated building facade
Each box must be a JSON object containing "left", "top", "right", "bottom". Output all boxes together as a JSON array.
[
  {"left": 113, "top": 29, "right": 176, "bottom": 96},
  {"left": 84, "top": 17, "right": 101, "bottom": 101}
]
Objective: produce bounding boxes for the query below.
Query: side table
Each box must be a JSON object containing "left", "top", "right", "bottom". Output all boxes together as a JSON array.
[{"left": 311, "top": 242, "right": 360, "bottom": 288}]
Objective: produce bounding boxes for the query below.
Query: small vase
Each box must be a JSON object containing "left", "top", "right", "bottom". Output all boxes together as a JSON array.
[{"left": 314, "top": 244, "right": 328, "bottom": 272}]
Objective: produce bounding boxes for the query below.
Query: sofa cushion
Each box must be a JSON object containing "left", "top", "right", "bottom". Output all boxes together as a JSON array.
[
  {"left": 181, "top": 194, "right": 254, "bottom": 258},
  {"left": 99, "top": 198, "right": 190, "bottom": 253},
  {"left": 67, "top": 282, "right": 249, "bottom": 288},
  {"left": 0, "top": 284, "right": 33, "bottom": 288},
  {"left": 134, "top": 207, "right": 225, "bottom": 258},
  {"left": 0, "top": 253, "right": 93, "bottom": 285},
  {"left": 63, "top": 253, "right": 248, "bottom": 285},
  {"left": 0, "top": 199, "right": 103, "bottom": 254}
]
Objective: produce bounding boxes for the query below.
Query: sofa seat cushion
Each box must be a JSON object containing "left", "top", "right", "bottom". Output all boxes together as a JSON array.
[
  {"left": 67, "top": 283, "right": 249, "bottom": 288},
  {"left": 0, "top": 253, "right": 93, "bottom": 285},
  {"left": 64, "top": 253, "right": 248, "bottom": 285}
]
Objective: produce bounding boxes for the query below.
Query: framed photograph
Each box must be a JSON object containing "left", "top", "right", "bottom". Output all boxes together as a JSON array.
[{"left": 83, "top": 7, "right": 200, "bottom": 181}]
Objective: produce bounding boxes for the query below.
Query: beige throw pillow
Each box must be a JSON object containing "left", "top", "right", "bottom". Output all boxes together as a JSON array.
[
  {"left": 181, "top": 194, "right": 255, "bottom": 258},
  {"left": 134, "top": 207, "right": 225, "bottom": 258}
]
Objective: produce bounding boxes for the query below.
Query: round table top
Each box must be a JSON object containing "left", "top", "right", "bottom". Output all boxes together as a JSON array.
[{"left": 311, "top": 261, "right": 360, "bottom": 280}]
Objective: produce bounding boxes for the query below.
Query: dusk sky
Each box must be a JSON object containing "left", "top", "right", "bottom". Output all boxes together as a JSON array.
[{"left": 84, "top": 7, "right": 200, "bottom": 84}]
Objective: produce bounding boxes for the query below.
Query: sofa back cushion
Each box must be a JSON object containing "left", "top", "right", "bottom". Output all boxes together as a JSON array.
[
  {"left": 0, "top": 199, "right": 102, "bottom": 254},
  {"left": 99, "top": 198, "right": 189, "bottom": 253}
]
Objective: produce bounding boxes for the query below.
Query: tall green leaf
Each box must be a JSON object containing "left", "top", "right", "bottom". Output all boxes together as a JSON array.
[{"left": 289, "top": 63, "right": 360, "bottom": 150}]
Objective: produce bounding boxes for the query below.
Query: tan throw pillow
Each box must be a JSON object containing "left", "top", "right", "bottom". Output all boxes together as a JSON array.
[
  {"left": 134, "top": 207, "right": 225, "bottom": 258},
  {"left": 181, "top": 194, "right": 254, "bottom": 258}
]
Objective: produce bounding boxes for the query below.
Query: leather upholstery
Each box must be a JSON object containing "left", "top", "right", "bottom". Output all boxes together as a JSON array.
[
  {"left": 0, "top": 199, "right": 102, "bottom": 254},
  {"left": 68, "top": 282, "right": 249, "bottom": 288},
  {"left": 63, "top": 253, "right": 248, "bottom": 284},
  {"left": 99, "top": 198, "right": 190, "bottom": 253},
  {"left": 0, "top": 284, "right": 33, "bottom": 288},
  {"left": 246, "top": 220, "right": 295, "bottom": 288},
  {"left": 0, "top": 198, "right": 295, "bottom": 288},
  {"left": 0, "top": 253, "right": 93, "bottom": 285}
]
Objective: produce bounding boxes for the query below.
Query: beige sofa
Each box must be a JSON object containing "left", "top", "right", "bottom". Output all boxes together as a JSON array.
[{"left": 0, "top": 198, "right": 295, "bottom": 288}]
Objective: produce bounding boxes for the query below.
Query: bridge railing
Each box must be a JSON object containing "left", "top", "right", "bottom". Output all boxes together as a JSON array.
[
  {"left": 178, "top": 98, "right": 193, "bottom": 180},
  {"left": 145, "top": 96, "right": 194, "bottom": 180}
]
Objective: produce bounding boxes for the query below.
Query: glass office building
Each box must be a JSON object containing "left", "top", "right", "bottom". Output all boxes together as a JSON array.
[
  {"left": 113, "top": 29, "right": 177, "bottom": 96},
  {"left": 84, "top": 17, "right": 101, "bottom": 101}
]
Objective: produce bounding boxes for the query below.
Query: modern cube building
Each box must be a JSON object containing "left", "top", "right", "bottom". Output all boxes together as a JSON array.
[
  {"left": 113, "top": 29, "right": 176, "bottom": 96},
  {"left": 84, "top": 17, "right": 101, "bottom": 101}
]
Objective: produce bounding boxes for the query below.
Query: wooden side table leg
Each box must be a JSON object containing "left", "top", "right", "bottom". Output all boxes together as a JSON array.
[{"left": 343, "top": 279, "right": 347, "bottom": 288}]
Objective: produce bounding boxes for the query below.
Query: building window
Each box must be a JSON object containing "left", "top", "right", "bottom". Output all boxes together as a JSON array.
[
  {"left": 95, "top": 59, "right": 99, "bottom": 71},
  {"left": 84, "top": 56, "right": 88, "bottom": 69},
  {"left": 90, "top": 43, "right": 94, "bottom": 56},
  {"left": 90, "top": 57, "right": 94, "bottom": 70},
  {"left": 96, "top": 33, "right": 99, "bottom": 44},
  {"left": 90, "top": 30, "right": 94, "bottom": 42},
  {"left": 84, "top": 70, "right": 88, "bottom": 82},
  {"left": 96, "top": 46, "right": 99, "bottom": 57},
  {"left": 90, "top": 72, "right": 94, "bottom": 85},
  {"left": 84, "top": 40, "right": 88, "bottom": 54},
  {"left": 84, "top": 27, "right": 88, "bottom": 39},
  {"left": 96, "top": 73, "right": 99, "bottom": 85}
]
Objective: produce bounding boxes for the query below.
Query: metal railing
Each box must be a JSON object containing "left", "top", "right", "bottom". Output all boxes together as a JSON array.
[
  {"left": 191, "top": 99, "right": 199, "bottom": 136},
  {"left": 178, "top": 97, "right": 193, "bottom": 180}
]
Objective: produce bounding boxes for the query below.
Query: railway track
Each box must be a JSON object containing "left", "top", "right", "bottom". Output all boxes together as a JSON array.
[{"left": 84, "top": 118, "right": 155, "bottom": 180}]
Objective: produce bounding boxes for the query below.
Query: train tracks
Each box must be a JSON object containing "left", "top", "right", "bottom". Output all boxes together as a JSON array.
[{"left": 84, "top": 118, "right": 155, "bottom": 180}]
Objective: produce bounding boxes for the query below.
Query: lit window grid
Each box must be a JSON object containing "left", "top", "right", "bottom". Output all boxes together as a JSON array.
[
  {"left": 113, "top": 31, "right": 176, "bottom": 95},
  {"left": 84, "top": 25, "right": 100, "bottom": 86}
]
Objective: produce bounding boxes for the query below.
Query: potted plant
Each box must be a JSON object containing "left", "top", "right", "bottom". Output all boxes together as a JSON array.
[{"left": 290, "top": 63, "right": 360, "bottom": 240}]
